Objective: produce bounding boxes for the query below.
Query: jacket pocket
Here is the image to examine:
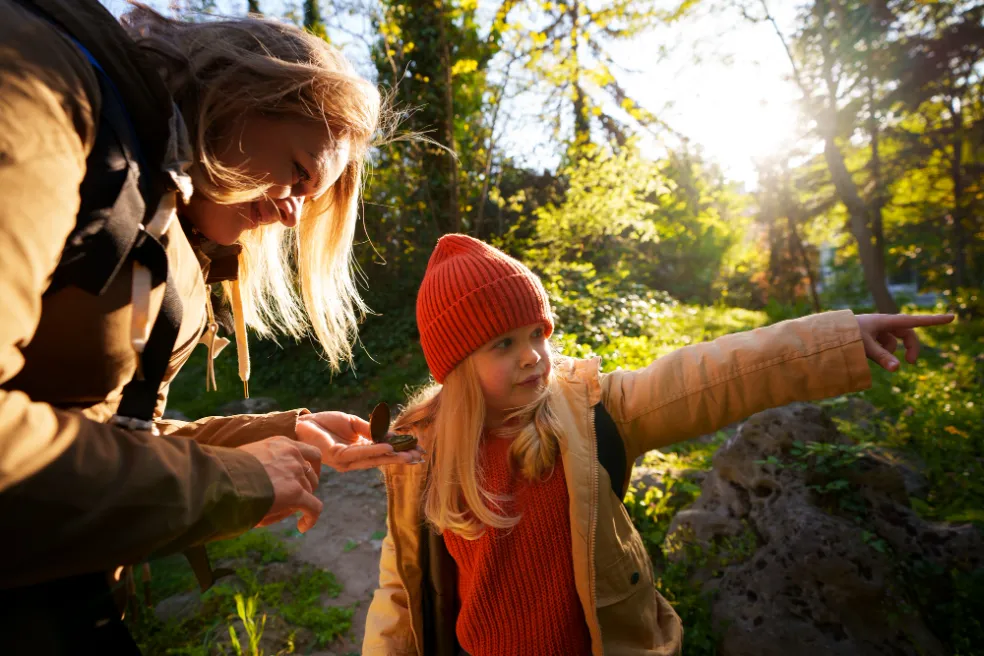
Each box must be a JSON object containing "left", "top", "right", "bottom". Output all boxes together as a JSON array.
[
  {"left": 594, "top": 502, "right": 683, "bottom": 654},
  {"left": 595, "top": 498, "right": 652, "bottom": 606}
]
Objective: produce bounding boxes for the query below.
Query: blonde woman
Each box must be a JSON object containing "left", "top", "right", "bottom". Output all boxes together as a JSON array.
[
  {"left": 0, "top": 0, "right": 419, "bottom": 651},
  {"left": 364, "top": 234, "right": 952, "bottom": 656}
]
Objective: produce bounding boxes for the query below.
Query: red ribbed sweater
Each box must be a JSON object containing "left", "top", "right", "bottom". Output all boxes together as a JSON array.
[{"left": 443, "top": 436, "right": 593, "bottom": 656}]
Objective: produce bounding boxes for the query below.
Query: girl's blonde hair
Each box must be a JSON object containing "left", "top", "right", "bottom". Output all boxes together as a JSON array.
[
  {"left": 394, "top": 354, "right": 566, "bottom": 540},
  {"left": 122, "top": 4, "right": 381, "bottom": 370}
]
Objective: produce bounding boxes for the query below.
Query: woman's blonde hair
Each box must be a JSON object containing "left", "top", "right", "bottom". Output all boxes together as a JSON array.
[
  {"left": 394, "top": 354, "right": 566, "bottom": 540},
  {"left": 122, "top": 4, "right": 381, "bottom": 370}
]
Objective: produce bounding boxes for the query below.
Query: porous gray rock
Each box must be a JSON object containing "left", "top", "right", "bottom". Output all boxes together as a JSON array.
[{"left": 661, "top": 403, "right": 982, "bottom": 656}]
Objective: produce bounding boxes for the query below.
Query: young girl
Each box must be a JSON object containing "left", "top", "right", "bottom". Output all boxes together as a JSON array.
[{"left": 363, "top": 234, "right": 952, "bottom": 656}]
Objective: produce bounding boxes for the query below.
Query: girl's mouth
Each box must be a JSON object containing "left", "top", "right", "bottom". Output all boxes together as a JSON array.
[{"left": 519, "top": 374, "right": 541, "bottom": 387}]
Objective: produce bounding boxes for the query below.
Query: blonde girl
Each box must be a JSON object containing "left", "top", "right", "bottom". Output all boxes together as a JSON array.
[{"left": 363, "top": 234, "right": 952, "bottom": 656}]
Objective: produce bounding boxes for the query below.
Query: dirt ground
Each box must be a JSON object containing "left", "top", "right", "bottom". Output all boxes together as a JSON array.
[{"left": 282, "top": 465, "right": 389, "bottom": 654}]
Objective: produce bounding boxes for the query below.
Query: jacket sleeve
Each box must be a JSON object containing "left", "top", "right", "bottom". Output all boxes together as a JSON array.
[
  {"left": 363, "top": 525, "right": 418, "bottom": 655},
  {"left": 600, "top": 310, "right": 872, "bottom": 462},
  {"left": 157, "top": 409, "right": 310, "bottom": 448},
  {"left": 0, "top": 6, "right": 273, "bottom": 589}
]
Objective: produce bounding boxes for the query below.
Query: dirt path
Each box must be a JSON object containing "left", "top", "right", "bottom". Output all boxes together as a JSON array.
[{"left": 286, "top": 466, "right": 389, "bottom": 654}]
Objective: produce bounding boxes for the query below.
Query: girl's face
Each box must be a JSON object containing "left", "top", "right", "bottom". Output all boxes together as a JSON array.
[
  {"left": 471, "top": 322, "right": 552, "bottom": 426},
  {"left": 182, "top": 114, "right": 351, "bottom": 245}
]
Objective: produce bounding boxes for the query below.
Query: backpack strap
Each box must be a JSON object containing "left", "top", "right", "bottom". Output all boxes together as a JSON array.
[
  {"left": 16, "top": 1, "right": 222, "bottom": 594},
  {"left": 594, "top": 402, "right": 628, "bottom": 501}
]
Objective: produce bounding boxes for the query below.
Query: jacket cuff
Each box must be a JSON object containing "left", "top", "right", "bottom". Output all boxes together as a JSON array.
[
  {"left": 824, "top": 310, "right": 872, "bottom": 394},
  {"left": 204, "top": 446, "right": 276, "bottom": 538}
]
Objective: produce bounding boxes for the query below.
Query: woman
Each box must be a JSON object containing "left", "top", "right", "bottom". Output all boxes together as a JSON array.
[{"left": 0, "top": 0, "right": 417, "bottom": 651}]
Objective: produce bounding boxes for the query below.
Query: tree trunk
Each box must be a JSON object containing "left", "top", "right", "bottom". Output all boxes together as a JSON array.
[
  {"left": 787, "top": 214, "right": 822, "bottom": 313},
  {"left": 948, "top": 95, "right": 969, "bottom": 293},
  {"left": 247, "top": 0, "right": 261, "bottom": 13},
  {"left": 823, "top": 137, "right": 899, "bottom": 313},
  {"left": 435, "top": 0, "right": 461, "bottom": 233}
]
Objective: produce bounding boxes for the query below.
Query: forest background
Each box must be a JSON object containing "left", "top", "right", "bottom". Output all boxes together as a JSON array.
[{"left": 100, "top": 0, "right": 984, "bottom": 653}]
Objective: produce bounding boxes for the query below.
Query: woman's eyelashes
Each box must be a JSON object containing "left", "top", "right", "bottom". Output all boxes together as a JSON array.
[
  {"left": 294, "top": 161, "right": 311, "bottom": 186},
  {"left": 494, "top": 337, "right": 513, "bottom": 351}
]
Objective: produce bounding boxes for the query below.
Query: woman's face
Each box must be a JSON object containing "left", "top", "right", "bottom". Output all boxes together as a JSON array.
[{"left": 182, "top": 114, "right": 351, "bottom": 245}]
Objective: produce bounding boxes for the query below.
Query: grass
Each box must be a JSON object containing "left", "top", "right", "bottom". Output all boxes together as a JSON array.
[{"left": 129, "top": 529, "right": 354, "bottom": 655}]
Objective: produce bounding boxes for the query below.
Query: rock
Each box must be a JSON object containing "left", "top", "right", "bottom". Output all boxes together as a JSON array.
[
  {"left": 217, "top": 396, "right": 281, "bottom": 416},
  {"left": 154, "top": 591, "right": 203, "bottom": 624},
  {"left": 162, "top": 407, "right": 191, "bottom": 422},
  {"left": 661, "top": 403, "right": 983, "bottom": 656}
]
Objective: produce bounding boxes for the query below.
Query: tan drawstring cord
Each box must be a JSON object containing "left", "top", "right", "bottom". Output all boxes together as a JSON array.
[{"left": 230, "top": 280, "right": 251, "bottom": 398}]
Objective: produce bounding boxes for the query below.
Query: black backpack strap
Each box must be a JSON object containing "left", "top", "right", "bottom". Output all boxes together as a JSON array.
[
  {"left": 420, "top": 528, "right": 460, "bottom": 656},
  {"left": 17, "top": 2, "right": 219, "bottom": 594},
  {"left": 594, "top": 402, "right": 628, "bottom": 501}
]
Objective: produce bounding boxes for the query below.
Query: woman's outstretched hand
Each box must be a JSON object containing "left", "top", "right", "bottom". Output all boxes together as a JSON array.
[
  {"left": 856, "top": 313, "right": 955, "bottom": 372},
  {"left": 295, "top": 411, "right": 425, "bottom": 472}
]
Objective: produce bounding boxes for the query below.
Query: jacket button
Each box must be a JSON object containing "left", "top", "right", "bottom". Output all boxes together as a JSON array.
[{"left": 630, "top": 571, "right": 640, "bottom": 585}]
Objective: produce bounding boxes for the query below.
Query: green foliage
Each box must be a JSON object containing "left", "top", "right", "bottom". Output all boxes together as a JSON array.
[
  {"left": 130, "top": 529, "right": 351, "bottom": 655},
  {"left": 278, "top": 569, "right": 353, "bottom": 647},
  {"left": 757, "top": 439, "right": 873, "bottom": 499},
  {"left": 228, "top": 594, "right": 267, "bottom": 656},
  {"left": 857, "top": 311, "right": 984, "bottom": 525},
  {"left": 209, "top": 529, "right": 290, "bottom": 565}
]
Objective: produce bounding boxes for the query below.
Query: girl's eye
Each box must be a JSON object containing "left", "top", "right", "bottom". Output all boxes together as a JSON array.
[
  {"left": 294, "top": 161, "right": 311, "bottom": 185},
  {"left": 532, "top": 327, "right": 544, "bottom": 338},
  {"left": 494, "top": 338, "right": 512, "bottom": 350}
]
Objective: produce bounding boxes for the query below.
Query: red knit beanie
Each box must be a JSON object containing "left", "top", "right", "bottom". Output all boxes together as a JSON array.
[{"left": 416, "top": 234, "right": 554, "bottom": 383}]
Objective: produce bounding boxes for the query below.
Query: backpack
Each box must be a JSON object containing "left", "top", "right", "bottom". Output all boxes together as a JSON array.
[
  {"left": 18, "top": 0, "right": 186, "bottom": 432},
  {"left": 15, "top": 0, "right": 234, "bottom": 593}
]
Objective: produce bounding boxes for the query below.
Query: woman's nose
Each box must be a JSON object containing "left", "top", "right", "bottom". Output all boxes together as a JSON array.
[{"left": 256, "top": 196, "right": 304, "bottom": 228}]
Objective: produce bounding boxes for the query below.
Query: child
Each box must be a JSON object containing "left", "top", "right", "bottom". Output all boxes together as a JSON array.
[{"left": 363, "top": 234, "right": 952, "bottom": 656}]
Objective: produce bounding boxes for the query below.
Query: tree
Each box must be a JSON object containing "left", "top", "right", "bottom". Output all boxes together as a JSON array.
[
  {"left": 369, "top": 0, "right": 497, "bottom": 237},
  {"left": 887, "top": 2, "right": 984, "bottom": 297},
  {"left": 247, "top": 0, "right": 261, "bottom": 14},
  {"left": 494, "top": 0, "right": 692, "bottom": 148},
  {"left": 304, "top": 0, "right": 328, "bottom": 40}
]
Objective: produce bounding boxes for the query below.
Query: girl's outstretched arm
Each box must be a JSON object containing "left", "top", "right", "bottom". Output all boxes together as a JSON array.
[{"left": 600, "top": 310, "right": 952, "bottom": 462}]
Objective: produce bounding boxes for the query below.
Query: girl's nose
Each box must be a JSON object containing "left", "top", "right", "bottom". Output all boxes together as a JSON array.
[
  {"left": 256, "top": 196, "right": 303, "bottom": 228},
  {"left": 521, "top": 345, "right": 542, "bottom": 367}
]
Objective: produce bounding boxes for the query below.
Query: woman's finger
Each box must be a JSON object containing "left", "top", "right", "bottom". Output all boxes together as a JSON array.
[
  {"left": 334, "top": 442, "right": 397, "bottom": 464},
  {"left": 294, "top": 490, "right": 324, "bottom": 533},
  {"left": 295, "top": 440, "right": 323, "bottom": 472},
  {"left": 304, "top": 461, "right": 320, "bottom": 490},
  {"left": 346, "top": 413, "right": 372, "bottom": 439}
]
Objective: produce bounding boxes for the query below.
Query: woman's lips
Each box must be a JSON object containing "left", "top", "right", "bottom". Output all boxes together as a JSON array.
[
  {"left": 519, "top": 374, "right": 541, "bottom": 387},
  {"left": 242, "top": 202, "right": 259, "bottom": 229}
]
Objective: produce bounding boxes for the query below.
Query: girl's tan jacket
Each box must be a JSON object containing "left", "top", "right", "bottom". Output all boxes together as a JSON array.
[{"left": 364, "top": 310, "right": 872, "bottom": 655}]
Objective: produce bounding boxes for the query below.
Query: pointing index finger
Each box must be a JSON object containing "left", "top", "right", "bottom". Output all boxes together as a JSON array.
[{"left": 882, "top": 314, "right": 955, "bottom": 329}]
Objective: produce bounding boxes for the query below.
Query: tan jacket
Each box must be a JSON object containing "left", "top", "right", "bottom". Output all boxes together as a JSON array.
[
  {"left": 364, "top": 310, "right": 872, "bottom": 655},
  {"left": 0, "top": 0, "right": 303, "bottom": 588}
]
